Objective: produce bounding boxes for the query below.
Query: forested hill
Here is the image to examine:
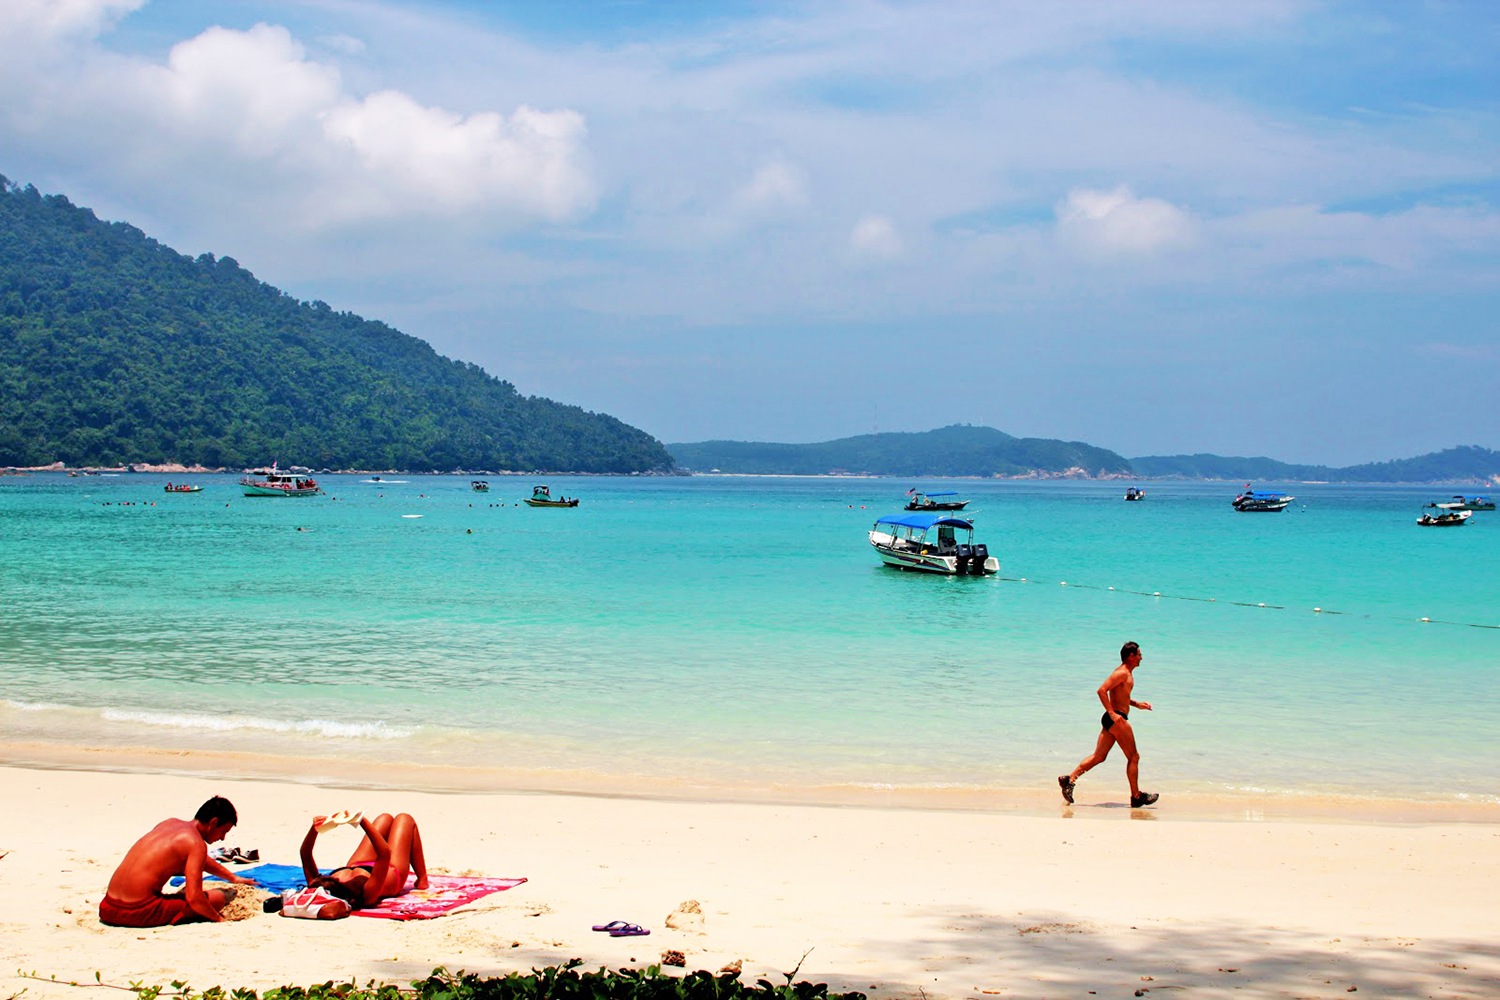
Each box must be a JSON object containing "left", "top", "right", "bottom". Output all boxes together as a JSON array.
[
  {"left": 1130, "top": 446, "right": 1500, "bottom": 484},
  {"left": 668, "top": 425, "right": 1132, "bottom": 476},
  {"left": 0, "top": 176, "right": 672, "bottom": 472}
]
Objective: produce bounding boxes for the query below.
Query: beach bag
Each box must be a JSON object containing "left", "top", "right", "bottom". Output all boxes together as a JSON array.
[{"left": 276, "top": 885, "right": 348, "bottom": 919}]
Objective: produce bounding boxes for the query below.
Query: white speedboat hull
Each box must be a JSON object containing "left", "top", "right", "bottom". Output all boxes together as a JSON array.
[{"left": 869, "top": 532, "right": 998, "bottom": 575}]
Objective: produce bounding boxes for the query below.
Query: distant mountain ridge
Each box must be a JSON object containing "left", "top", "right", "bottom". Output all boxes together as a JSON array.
[
  {"left": 668, "top": 425, "right": 1132, "bottom": 477},
  {"left": 1130, "top": 446, "right": 1500, "bottom": 485},
  {"left": 0, "top": 175, "right": 672, "bottom": 473},
  {"left": 670, "top": 427, "right": 1500, "bottom": 484}
]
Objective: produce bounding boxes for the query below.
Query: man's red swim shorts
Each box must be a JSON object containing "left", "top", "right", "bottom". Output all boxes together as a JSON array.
[{"left": 98, "top": 893, "right": 203, "bottom": 927}]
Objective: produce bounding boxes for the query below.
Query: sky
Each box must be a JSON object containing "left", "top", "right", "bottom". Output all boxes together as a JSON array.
[{"left": 2, "top": 0, "right": 1497, "bottom": 466}]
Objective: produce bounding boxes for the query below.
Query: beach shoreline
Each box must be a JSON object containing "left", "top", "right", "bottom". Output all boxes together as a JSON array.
[
  {"left": 4, "top": 739, "right": 1497, "bottom": 827},
  {"left": 3, "top": 761, "right": 1498, "bottom": 1000}
]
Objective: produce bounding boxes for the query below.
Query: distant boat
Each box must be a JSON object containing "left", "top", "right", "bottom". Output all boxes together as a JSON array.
[
  {"left": 1437, "top": 495, "right": 1494, "bottom": 512},
  {"left": 241, "top": 466, "right": 321, "bottom": 497},
  {"left": 163, "top": 483, "right": 203, "bottom": 493},
  {"left": 1232, "top": 489, "right": 1293, "bottom": 512},
  {"left": 903, "top": 491, "right": 970, "bottom": 511},
  {"left": 524, "top": 484, "right": 578, "bottom": 507},
  {"left": 471, "top": 480, "right": 490, "bottom": 492},
  {"left": 1418, "top": 505, "right": 1471, "bottom": 527},
  {"left": 868, "top": 512, "right": 998, "bottom": 575},
  {"left": 1124, "top": 487, "right": 1145, "bottom": 501}
]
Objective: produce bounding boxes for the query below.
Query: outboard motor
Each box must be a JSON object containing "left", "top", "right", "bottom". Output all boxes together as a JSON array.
[
  {"left": 954, "top": 543, "right": 972, "bottom": 575},
  {"left": 970, "top": 543, "right": 990, "bottom": 574}
]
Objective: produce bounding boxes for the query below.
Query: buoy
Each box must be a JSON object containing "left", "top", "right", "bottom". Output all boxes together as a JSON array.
[
  {"left": 1314, "top": 607, "right": 1322, "bottom": 613},
  {"left": 1420, "top": 617, "right": 1431, "bottom": 622},
  {"left": 1108, "top": 586, "right": 1115, "bottom": 591},
  {"left": 1258, "top": 603, "right": 1266, "bottom": 607},
  {"left": 1153, "top": 592, "right": 1161, "bottom": 597},
  {"left": 1060, "top": 581, "right": 1067, "bottom": 586}
]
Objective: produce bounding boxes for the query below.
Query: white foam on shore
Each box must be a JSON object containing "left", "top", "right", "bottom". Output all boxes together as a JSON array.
[
  {"left": 3, "top": 699, "right": 67, "bottom": 712},
  {"left": 99, "top": 707, "right": 413, "bottom": 740}
]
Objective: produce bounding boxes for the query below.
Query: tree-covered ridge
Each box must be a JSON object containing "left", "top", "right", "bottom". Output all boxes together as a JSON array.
[
  {"left": 668, "top": 424, "right": 1132, "bottom": 476},
  {"left": 1130, "top": 445, "right": 1500, "bottom": 484},
  {"left": 0, "top": 176, "right": 673, "bottom": 472}
]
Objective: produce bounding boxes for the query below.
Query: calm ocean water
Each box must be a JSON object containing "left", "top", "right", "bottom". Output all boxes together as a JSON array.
[{"left": 2, "top": 473, "right": 1496, "bottom": 807}]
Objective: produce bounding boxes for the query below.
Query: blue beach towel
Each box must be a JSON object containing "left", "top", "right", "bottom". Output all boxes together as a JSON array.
[{"left": 170, "top": 863, "right": 328, "bottom": 893}]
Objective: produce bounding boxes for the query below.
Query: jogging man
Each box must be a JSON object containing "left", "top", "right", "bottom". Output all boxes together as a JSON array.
[{"left": 1058, "top": 641, "right": 1159, "bottom": 808}]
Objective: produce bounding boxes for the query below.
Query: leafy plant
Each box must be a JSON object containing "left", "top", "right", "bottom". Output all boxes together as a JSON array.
[{"left": 19, "top": 964, "right": 867, "bottom": 1000}]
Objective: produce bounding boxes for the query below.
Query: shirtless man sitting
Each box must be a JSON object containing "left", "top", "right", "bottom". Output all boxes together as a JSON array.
[{"left": 99, "top": 796, "right": 257, "bottom": 926}]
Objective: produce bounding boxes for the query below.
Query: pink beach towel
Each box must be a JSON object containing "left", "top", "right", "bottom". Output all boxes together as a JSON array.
[{"left": 353, "top": 874, "right": 527, "bottom": 920}]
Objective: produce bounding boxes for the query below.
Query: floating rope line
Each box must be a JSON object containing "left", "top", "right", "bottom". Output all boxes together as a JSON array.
[{"left": 996, "top": 577, "right": 1499, "bottom": 630}]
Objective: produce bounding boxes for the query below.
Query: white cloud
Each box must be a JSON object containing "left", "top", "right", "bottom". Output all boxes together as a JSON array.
[
  {"left": 322, "top": 93, "right": 593, "bottom": 221},
  {"left": 0, "top": 15, "right": 594, "bottom": 229},
  {"left": 155, "top": 25, "right": 341, "bottom": 156},
  {"left": 1056, "top": 185, "right": 1198, "bottom": 256},
  {"left": 735, "top": 158, "right": 807, "bottom": 211},
  {"left": 0, "top": 0, "right": 142, "bottom": 45},
  {"left": 849, "top": 214, "right": 901, "bottom": 259}
]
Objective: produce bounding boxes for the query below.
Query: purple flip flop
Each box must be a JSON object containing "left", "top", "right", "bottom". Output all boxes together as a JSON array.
[
  {"left": 592, "top": 920, "right": 628, "bottom": 932},
  {"left": 609, "top": 923, "right": 650, "bottom": 937}
]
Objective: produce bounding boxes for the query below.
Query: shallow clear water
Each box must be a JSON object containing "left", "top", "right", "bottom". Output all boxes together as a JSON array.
[{"left": 2, "top": 473, "right": 1496, "bottom": 804}]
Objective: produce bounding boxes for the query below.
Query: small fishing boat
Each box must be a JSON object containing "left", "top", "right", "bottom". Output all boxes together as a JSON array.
[
  {"left": 471, "top": 480, "right": 490, "bottom": 492},
  {"left": 240, "top": 466, "right": 321, "bottom": 497},
  {"left": 523, "top": 484, "right": 579, "bottom": 507},
  {"left": 1437, "top": 495, "right": 1494, "bottom": 512},
  {"left": 1418, "top": 505, "right": 1471, "bottom": 527},
  {"left": 1232, "top": 490, "right": 1293, "bottom": 512},
  {"left": 163, "top": 483, "right": 203, "bottom": 493},
  {"left": 1124, "top": 487, "right": 1145, "bottom": 501},
  {"left": 903, "top": 490, "right": 970, "bottom": 511},
  {"left": 868, "top": 512, "right": 999, "bottom": 575}
]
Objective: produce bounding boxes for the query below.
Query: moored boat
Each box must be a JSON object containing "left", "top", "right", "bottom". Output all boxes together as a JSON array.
[
  {"left": 523, "top": 484, "right": 578, "bottom": 507},
  {"left": 903, "top": 490, "right": 969, "bottom": 511},
  {"left": 1124, "top": 487, "right": 1145, "bottom": 501},
  {"left": 163, "top": 483, "right": 203, "bottom": 493},
  {"left": 1437, "top": 495, "right": 1494, "bottom": 512},
  {"left": 1232, "top": 489, "right": 1293, "bottom": 512},
  {"left": 240, "top": 466, "right": 321, "bottom": 497},
  {"left": 1418, "top": 505, "right": 1471, "bottom": 527},
  {"left": 471, "top": 480, "right": 490, "bottom": 492},
  {"left": 868, "top": 512, "right": 998, "bottom": 575}
]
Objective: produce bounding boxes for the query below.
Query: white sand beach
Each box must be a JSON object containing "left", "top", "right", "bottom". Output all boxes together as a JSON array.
[{"left": 2, "top": 762, "right": 1498, "bottom": 1000}]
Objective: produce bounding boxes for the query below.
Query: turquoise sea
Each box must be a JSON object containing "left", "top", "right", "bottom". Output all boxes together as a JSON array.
[{"left": 2, "top": 473, "right": 1497, "bottom": 812}]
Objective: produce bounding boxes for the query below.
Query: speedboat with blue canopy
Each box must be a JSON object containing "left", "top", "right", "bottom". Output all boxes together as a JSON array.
[
  {"left": 868, "top": 512, "right": 999, "bottom": 575},
  {"left": 904, "top": 490, "right": 970, "bottom": 512},
  {"left": 1232, "top": 489, "right": 1293, "bottom": 512}
]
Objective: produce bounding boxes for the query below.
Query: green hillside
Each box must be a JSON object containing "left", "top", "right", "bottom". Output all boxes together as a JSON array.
[
  {"left": 0, "top": 176, "right": 672, "bottom": 472},
  {"left": 668, "top": 424, "right": 1132, "bottom": 476}
]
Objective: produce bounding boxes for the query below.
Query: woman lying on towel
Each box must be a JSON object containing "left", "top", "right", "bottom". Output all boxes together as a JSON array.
[{"left": 293, "top": 812, "right": 429, "bottom": 919}]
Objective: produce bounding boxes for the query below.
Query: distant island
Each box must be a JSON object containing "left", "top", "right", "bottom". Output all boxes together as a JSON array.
[
  {"left": 670, "top": 426, "right": 1500, "bottom": 484},
  {"left": 0, "top": 175, "right": 673, "bottom": 474},
  {"left": 669, "top": 425, "right": 1131, "bottom": 478}
]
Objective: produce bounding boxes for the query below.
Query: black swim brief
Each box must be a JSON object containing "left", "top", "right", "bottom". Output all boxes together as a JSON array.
[{"left": 1101, "top": 710, "right": 1129, "bottom": 732}]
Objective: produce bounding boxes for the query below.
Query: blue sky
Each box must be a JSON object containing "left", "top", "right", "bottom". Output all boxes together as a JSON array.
[{"left": 2, "top": 0, "right": 1497, "bottom": 465}]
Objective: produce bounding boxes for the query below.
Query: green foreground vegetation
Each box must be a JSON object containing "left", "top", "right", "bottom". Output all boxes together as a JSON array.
[
  {"left": 0, "top": 176, "right": 672, "bottom": 473},
  {"left": 21, "top": 963, "right": 865, "bottom": 1000}
]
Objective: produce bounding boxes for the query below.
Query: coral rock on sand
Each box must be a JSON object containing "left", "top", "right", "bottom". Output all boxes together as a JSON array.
[
  {"left": 661, "top": 950, "right": 686, "bottom": 968},
  {"left": 665, "top": 899, "right": 704, "bottom": 934},
  {"left": 719, "top": 960, "right": 743, "bottom": 976}
]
